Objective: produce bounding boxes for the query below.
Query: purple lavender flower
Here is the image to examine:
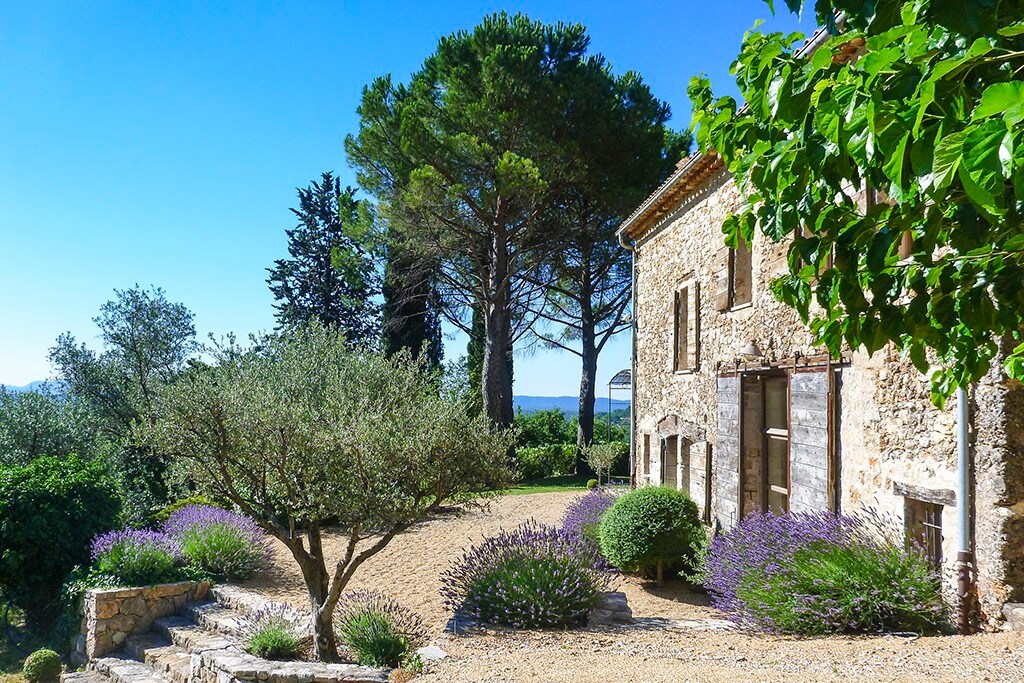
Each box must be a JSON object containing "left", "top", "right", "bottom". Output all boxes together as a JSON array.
[
  {"left": 561, "top": 488, "right": 615, "bottom": 546},
  {"left": 440, "top": 520, "right": 611, "bottom": 629},
  {"left": 164, "top": 505, "right": 270, "bottom": 581},
  {"left": 90, "top": 528, "right": 182, "bottom": 562}
]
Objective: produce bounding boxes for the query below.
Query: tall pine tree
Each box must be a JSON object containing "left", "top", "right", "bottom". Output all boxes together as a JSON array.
[{"left": 268, "top": 172, "right": 380, "bottom": 341}]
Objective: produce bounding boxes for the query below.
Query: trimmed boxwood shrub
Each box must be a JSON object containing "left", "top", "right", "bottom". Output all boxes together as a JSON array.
[
  {"left": 599, "top": 486, "right": 703, "bottom": 582},
  {"left": 441, "top": 520, "right": 611, "bottom": 628},
  {"left": 23, "top": 649, "right": 61, "bottom": 683},
  {"left": 0, "top": 455, "right": 121, "bottom": 631}
]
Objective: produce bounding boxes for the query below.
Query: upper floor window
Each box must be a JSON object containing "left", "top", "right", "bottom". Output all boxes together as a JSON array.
[
  {"left": 715, "top": 238, "right": 752, "bottom": 311},
  {"left": 673, "top": 280, "right": 699, "bottom": 372}
]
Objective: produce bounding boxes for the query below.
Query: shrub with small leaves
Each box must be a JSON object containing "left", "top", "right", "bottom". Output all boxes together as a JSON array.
[
  {"left": 22, "top": 649, "right": 61, "bottom": 683},
  {"left": 599, "top": 486, "right": 703, "bottom": 581},
  {"left": 335, "top": 591, "right": 426, "bottom": 668},
  {"left": 441, "top": 520, "right": 611, "bottom": 628},
  {"left": 90, "top": 529, "right": 183, "bottom": 586},
  {"left": 165, "top": 505, "right": 270, "bottom": 581},
  {"left": 238, "top": 604, "right": 309, "bottom": 660}
]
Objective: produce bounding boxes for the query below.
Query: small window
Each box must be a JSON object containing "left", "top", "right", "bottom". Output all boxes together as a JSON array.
[
  {"left": 662, "top": 435, "right": 678, "bottom": 487},
  {"left": 715, "top": 239, "right": 752, "bottom": 311},
  {"left": 905, "top": 498, "right": 943, "bottom": 570},
  {"left": 673, "top": 281, "right": 699, "bottom": 372},
  {"left": 642, "top": 434, "right": 651, "bottom": 477}
]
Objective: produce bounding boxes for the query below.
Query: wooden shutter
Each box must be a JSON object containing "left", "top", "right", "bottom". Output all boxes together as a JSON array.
[
  {"left": 686, "top": 282, "right": 699, "bottom": 370},
  {"left": 789, "top": 370, "right": 832, "bottom": 513},
  {"left": 733, "top": 238, "right": 752, "bottom": 306},
  {"left": 716, "top": 376, "right": 741, "bottom": 528},
  {"left": 714, "top": 246, "right": 731, "bottom": 311},
  {"left": 688, "top": 440, "right": 712, "bottom": 524}
]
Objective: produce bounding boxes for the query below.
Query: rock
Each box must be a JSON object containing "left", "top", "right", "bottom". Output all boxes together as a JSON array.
[
  {"left": 1003, "top": 603, "right": 1024, "bottom": 631},
  {"left": 589, "top": 591, "right": 633, "bottom": 625},
  {"left": 121, "top": 596, "right": 149, "bottom": 617},
  {"left": 111, "top": 631, "right": 127, "bottom": 646},
  {"left": 415, "top": 645, "right": 447, "bottom": 662},
  {"left": 95, "top": 600, "right": 120, "bottom": 620}
]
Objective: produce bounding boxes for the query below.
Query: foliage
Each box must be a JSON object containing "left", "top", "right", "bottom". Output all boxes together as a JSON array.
[
  {"left": 90, "top": 529, "right": 183, "bottom": 587},
  {"left": 334, "top": 591, "right": 426, "bottom": 668},
  {"left": 514, "top": 409, "right": 576, "bottom": 448},
  {"left": 599, "top": 486, "right": 704, "bottom": 580},
  {"left": 582, "top": 442, "right": 627, "bottom": 485},
  {"left": 239, "top": 604, "right": 308, "bottom": 660},
  {"left": 0, "top": 386, "right": 105, "bottom": 466},
  {"left": 515, "top": 444, "right": 576, "bottom": 481},
  {"left": 165, "top": 505, "right": 270, "bottom": 581},
  {"left": 441, "top": 520, "right": 611, "bottom": 628},
  {"left": 561, "top": 488, "right": 616, "bottom": 549},
  {"left": 0, "top": 455, "right": 121, "bottom": 632},
  {"left": 21, "top": 650, "right": 60, "bottom": 683},
  {"left": 702, "top": 510, "right": 948, "bottom": 633},
  {"left": 49, "top": 285, "right": 197, "bottom": 524},
  {"left": 150, "top": 495, "right": 226, "bottom": 525},
  {"left": 267, "top": 172, "right": 381, "bottom": 342},
  {"left": 586, "top": 479, "right": 599, "bottom": 489},
  {"left": 138, "top": 323, "right": 515, "bottom": 661},
  {"left": 348, "top": 12, "right": 669, "bottom": 428},
  {"left": 690, "top": 0, "right": 1024, "bottom": 405}
]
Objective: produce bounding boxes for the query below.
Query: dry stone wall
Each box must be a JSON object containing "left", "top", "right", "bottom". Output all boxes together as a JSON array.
[
  {"left": 80, "top": 581, "right": 210, "bottom": 659},
  {"left": 630, "top": 167, "right": 1024, "bottom": 625}
]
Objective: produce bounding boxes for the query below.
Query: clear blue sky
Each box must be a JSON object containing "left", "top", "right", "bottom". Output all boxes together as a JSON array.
[{"left": 0, "top": 0, "right": 812, "bottom": 394}]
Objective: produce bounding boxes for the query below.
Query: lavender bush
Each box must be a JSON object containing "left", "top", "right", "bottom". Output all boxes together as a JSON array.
[
  {"left": 561, "top": 488, "right": 615, "bottom": 549},
  {"left": 90, "top": 529, "right": 183, "bottom": 586},
  {"left": 702, "top": 511, "right": 948, "bottom": 634},
  {"left": 334, "top": 591, "right": 426, "bottom": 668},
  {"left": 165, "top": 505, "right": 271, "bottom": 581},
  {"left": 441, "top": 520, "right": 611, "bottom": 628},
  {"left": 238, "top": 603, "right": 310, "bottom": 660}
]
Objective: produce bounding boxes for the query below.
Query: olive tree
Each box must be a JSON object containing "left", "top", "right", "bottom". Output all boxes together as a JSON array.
[{"left": 139, "top": 324, "right": 515, "bottom": 661}]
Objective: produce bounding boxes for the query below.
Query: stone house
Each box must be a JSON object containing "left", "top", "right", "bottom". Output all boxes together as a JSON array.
[{"left": 616, "top": 150, "right": 1024, "bottom": 628}]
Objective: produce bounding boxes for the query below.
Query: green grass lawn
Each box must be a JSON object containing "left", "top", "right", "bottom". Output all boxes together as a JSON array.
[{"left": 507, "top": 474, "right": 591, "bottom": 495}]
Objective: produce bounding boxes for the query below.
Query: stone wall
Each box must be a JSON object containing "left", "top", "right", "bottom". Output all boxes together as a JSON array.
[
  {"left": 630, "top": 166, "right": 1024, "bottom": 625},
  {"left": 80, "top": 581, "right": 210, "bottom": 659}
]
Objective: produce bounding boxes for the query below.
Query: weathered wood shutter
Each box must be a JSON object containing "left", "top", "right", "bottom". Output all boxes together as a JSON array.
[
  {"left": 714, "top": 246, "right": 731, "bottom": 311},
  {"left": 716, "top": 376, "right": 741, "bottom": 528},
  {"left": 789, "top": 370, "right": 832, "bottom": 513},
  {"left": 733, "top": 238, "right": 752, "bottom": 306},
  {"left": 688, "top": 440, "right": 712, "bottom": 524},
  {"left": 686, "top": 282, "right": 699, "bottom": 370}
]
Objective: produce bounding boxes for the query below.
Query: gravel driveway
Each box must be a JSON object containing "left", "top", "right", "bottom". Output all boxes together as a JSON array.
[{"left": 243, "top": 491, "right": 1024, "bottom": 682}]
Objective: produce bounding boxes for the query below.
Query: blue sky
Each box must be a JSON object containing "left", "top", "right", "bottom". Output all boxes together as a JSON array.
[{"left": 0, "top": 0, "right": 812, "bottom": 394}]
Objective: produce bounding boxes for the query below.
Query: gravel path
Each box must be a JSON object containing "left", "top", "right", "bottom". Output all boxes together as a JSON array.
[{"left": 243, "top": 491, "right": 1024, "bottom": 682}]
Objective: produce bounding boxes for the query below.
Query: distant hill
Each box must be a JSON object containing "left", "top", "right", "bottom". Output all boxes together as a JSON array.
[
  {"left": 513, "top": 395, "right": 630, "bottom": 415},
  {"left": 2, "top": 380, "right": 51, "bottom": 393}
]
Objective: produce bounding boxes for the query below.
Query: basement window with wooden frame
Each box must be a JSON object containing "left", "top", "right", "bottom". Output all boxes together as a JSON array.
[
  {"left": 905, "top": 498, "right": 943, "bottom": 570},
  {"left": 673, "top": 280, "right": 700, "bottom": 372},
  {"left": 714, "top": 238, "right": 752, "bottom": 311}
]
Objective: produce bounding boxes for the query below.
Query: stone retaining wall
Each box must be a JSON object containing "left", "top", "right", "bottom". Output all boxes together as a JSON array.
[{"left": 81, "top": 581, "right": 210, "bottom": 659}]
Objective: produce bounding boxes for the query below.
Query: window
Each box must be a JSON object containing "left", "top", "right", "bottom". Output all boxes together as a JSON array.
[
  {"left": 905, "top": 498, "right": 943, "bottom": 569},
  {"left": 739, "top": 373, "right": 791, "bottom": 517},
  {"left": 642, "top": 434, "right": 651, "bottom": 477},
  {"left": 661, "top": 435, "right": 678, "bottom": 487},
  {"left": 763, "top": 376, "right": 790, "bottom": 514},
  {"left": 715, "top": 238, "right": 752, "bottom": 311},
  {"left": 673, "top": 281, "right": 699, "bottom": 372}
]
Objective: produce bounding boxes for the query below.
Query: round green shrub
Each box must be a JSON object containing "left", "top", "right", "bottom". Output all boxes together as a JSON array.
[
  {"left": 586, "top": 479, "right": 599, "bottom": 489},
  {"left": 23, "top": 649, "right": 61, "bottom": 683},
  {"left": 0, "top": 455, "right": 121, "bottom": 631},
  {"left": 599, "top": 486, "right": 703, "bottom": 581}
]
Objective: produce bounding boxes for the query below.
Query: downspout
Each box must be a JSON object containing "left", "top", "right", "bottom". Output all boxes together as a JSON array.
[
  {"left": 618, "top": 229, "right": 637, "bottom": 488},
  {"left": 956, "top": 385, "right": 977, "bottom": 633}
]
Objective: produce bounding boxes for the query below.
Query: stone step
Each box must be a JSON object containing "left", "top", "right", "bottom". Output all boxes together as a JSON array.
[
  {"left": 152, "top": 615, "right": 235, "bottom": 654},
  {"left": 123, "top": 633, "right": 192, "bottom": 683},
  {"left": 89, "top": 657, "right": 169, "bottom": 683},
  {"left": 185, "top": 602, "right": 248, "bottom": 637},
  {"left": 62, "top": 671, "right": 109, "bottom": 683}
]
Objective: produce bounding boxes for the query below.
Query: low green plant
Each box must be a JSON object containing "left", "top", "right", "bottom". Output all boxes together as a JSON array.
[
  {"left": 166, "top": 506, "right": 269, "bottom": 581},
  {"left": 22, "top": 649, "right": 61, "bottom": 683},
  {"left": 239, "top": 605, "right": 307, "bottom": 660},
  {"left": 91, "top": 530, "right": 183, "bottom": 586},
  {"left": 335, "top": 591, "right": 426, "bottom": 668},
  {"left": 586, "top": 478, "right": 599, "bottom": 489},
  {"left": 599, "top": 486, "right": 703, "bottom": 583}
]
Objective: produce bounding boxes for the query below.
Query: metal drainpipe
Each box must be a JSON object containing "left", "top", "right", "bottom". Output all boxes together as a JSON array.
[
  {"left": 618, "top": 230, "right": 637, "bottom": 488},
  {"left": 956, "top": 385, "right": 977, "bottom": 633}
]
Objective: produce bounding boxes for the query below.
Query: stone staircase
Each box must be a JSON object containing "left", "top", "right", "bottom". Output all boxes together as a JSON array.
[{"left": 63, "top": 587, "right": 388, "bottom": 683}]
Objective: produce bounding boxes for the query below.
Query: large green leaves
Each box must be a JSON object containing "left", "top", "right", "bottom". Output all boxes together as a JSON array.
[{"left": 694, "top": 0, "right": 1024, "bottom": 405}]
